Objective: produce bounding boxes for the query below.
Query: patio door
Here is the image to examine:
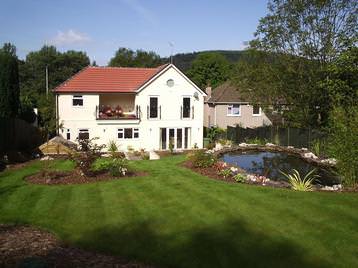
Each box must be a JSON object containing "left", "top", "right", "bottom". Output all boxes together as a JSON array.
[{"left": 160, "top": 127, "right": 190, "bottom": 150}]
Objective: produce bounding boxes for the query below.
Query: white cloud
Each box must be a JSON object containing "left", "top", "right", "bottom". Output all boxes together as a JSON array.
[
  {"left": 50, "top": 29, "right": 91, "bottom": 46},
  {"left": 120, "top": 0, "right": 156, "bottom": 24}
]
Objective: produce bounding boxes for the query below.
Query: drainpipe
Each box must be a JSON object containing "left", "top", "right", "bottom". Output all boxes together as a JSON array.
[{"left": 214, "top": 105, "right": 217, "bottom": 126}]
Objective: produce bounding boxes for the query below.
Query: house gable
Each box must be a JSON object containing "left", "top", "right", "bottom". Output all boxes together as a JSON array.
[{"left": 136, "top": 64, "right": 207, "bottom": 96}]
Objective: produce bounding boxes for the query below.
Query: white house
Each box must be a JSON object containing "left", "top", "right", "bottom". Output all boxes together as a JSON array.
[{"left": 54, "top": 64, "right": 206, "bottom": 151}]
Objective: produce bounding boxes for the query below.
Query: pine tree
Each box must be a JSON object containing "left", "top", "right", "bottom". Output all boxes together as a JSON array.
[{"left": 0, "top": 43, "right": 20, "bottom": 118}]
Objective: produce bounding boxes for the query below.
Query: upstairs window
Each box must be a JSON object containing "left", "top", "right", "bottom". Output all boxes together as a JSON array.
[
  {"left": 73, "top": 95, "right": 83, "bottom": 106},
  {"left": 78, "top": 129, "right": 89, "bottom": 140},
  {"left": 183, "top": 97, "right": 191, "bottom": 118},
  {"left": 253, "top": 105, "right": 261, "bottom": 116},
  {"left": 149, "top": 97, "right": 158, "bottom": 118},
  {"left": 227, "top": 104, "right": 240, "bottom": 116}
]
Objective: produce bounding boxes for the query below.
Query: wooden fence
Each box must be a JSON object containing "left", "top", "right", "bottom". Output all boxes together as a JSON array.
[{"left": 0, "top": 118, "right": 43, "bottom": 155}]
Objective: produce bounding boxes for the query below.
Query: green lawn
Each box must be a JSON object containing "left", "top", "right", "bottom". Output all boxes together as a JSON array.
[{"left": 0, "top": 156, "right": 357, "bottom": 267}]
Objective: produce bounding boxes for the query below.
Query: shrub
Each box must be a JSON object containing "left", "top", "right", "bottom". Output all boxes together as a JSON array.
[
  {"left": 189, "top": 150, "right": 217, "bottom": 168},
  {"left": 92, "top": 158, "right": 128, "bottom": 177},
  {"left": 327, "top": 107, "right": 358, "bottom": 186},
  {"left": 245, "top": 137, "right": 267, "bottom": 145},
  {"left": 218, "top": 168, "right": 232, "bottom": 178},
  {"left": 280, "top": 169, "right": 318, "bottom": 191},
  {"left": 69, "top": 137, "right": 106, "bottom": 177},
  {"left": 233, "top": 173, "right": 246, "bottom": 183},
  {"left": 107, "top": 140, "right": 118, "bottom": 156},
  {"left": 169, "top": 140, "right": 174, "bottom": 154}
]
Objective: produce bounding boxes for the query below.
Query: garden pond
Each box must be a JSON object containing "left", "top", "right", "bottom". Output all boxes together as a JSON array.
[{"left": 221, "top": 151, "right": 340, "bottom": 186}]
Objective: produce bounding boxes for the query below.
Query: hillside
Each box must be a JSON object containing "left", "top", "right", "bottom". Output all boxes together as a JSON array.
[{"left": 162, "top": 50, "right": 247, "bottom": 72}]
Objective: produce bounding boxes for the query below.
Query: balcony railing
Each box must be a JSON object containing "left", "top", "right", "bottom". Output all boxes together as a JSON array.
[{"left": 96, "top": 105, "right": 140, "bottom": 120}]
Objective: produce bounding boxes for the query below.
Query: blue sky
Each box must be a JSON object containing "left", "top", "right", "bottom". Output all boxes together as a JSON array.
[{"left": 0, "top": 0, "right": 268, "bottom": 65}]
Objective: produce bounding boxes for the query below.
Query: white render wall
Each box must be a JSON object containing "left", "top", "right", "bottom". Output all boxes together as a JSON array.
[{"left": 57, "top": 66, "right": 204, "bottom": 151}]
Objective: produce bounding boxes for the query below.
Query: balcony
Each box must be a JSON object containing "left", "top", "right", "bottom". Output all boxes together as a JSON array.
[{"left": 96, "top": 105, "right": 140, "bottom": 120}]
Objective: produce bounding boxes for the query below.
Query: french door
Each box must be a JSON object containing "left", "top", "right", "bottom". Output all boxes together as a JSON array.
[{"left": 160, "top": 127, "right": 190, "bottom": 150}]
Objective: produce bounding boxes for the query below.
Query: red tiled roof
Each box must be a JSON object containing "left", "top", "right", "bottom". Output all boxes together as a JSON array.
[{"left": 54, "top": 64, "right": 169, "bottom": 93}]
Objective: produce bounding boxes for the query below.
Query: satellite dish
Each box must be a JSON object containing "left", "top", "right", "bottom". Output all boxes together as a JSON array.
[{"left": 194, "top": 92, "right": 199, "bottom": 100}]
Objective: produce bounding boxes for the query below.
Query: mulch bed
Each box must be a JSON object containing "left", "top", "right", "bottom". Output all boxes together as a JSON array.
[
  {"left": 0, "top": 224, "right": 154, "bottom": 268},
  {"left": 26, "top": 169, "right": 148, "bottom": 185},
  {"left": 182, "top": 161, "right": 236, "bottom": 183}
]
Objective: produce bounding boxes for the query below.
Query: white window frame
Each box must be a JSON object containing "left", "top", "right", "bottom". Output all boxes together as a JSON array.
[
  {"left": 66, "top": 129, "right": 71, "bottom": 140},
  {"left": 72, "top": 95, "right": 83, "bottom": 107},
  {"left": 118, "top": 128, "right": 124, "bottom": 139},
  {"left": 182, "top": 96, "right": 191, "bottom": 119},
  {"left": 148, "top": 96, "right": 159, "bottom": 119},
  {"left": 227, "top": 104, "right": 241, "bottom": 116},
  {"left": 78, "top": 129, "right": 89, "bottom": 140},
  {"left": 118, "top": 128, "right": 139, "bottom": 139},
  {"left": 133, "top": 128, "right": 139, "bottom": 139},
  {"left": 252, "top": 105, "right": 262, "bottom": 116}
]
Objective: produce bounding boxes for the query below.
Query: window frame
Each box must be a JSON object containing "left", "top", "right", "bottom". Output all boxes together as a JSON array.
[
  {"left": 78, "top": 129, "right": 89, "bottom": 140},
  {"left": 182, "top": 96, "right": 191, "bottom": 119},
  {"left": 118, "top": 128, "right": 124, "bottom": 139},
  {"left": 118, "top": 128, "right": 139, "bottom": 139},
  {"left": 227, "top": 104, "right": 241, "bottom": 116},
  {"left": 66, "top": 129, "right": 71, "bottom": 140},
  {"left": 149, "top": 96, "right": 159, "bottom": 119},
  {"left": 72, "top": 95, "right": 84, "bottom": 107},
  {"left": 252, "top": 105, "right": 262, "bottom": 116}
]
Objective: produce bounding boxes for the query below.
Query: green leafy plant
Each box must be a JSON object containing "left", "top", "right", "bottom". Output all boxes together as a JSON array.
[
  {"left": 280, "top": 169, "right": 318, "bottom": 191},
  {"left": 218, "top": 168, "right": 232, "bottom": 178},
  {"left": 92, "top": 157, "right": 129, "bottom": 177},
  {"left": 169, "top": 140, "right": 174, "bottom": 154},
  {"left": 233, "top": 173, "right": 246, "bottom": 183},
  {"left": 207, "top": 127, "right": 220, "bottom": 144},
  {"left": 69, "top": 137, "right": 106, "bottom": 177},
  {"left": 188, "top": 150, "right": 217, "bottom": 168},
  {"left": 245, "top": 137, "right": 267, "bottom": 145}
]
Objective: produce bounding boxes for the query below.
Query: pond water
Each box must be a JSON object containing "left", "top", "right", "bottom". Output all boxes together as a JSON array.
[{"left": 221, "top": 151, "right": 339, "bottom": 186}]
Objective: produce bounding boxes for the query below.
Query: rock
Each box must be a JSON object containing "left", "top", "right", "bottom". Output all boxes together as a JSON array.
[
  {"left": 301, "top": 147, "right": 308, "bottom": 151},
  {"left": 321, "top": 158, "right": 337, "bottom": 165},
  {"left": 215, "top": 143, "right": 223, "bottom": 151},
  {"left": 265, "top": 143, "right": 275, "bottom": 147},
  {"left": 239, "top": 143, "right": 248, "bottom": 147},
  {"left": 333, "top": 184, "right": 342, "bottom": 190},
  {"left": 287, "top": 146, "right": 294, "bottom": 149},
  {"left": 40, "top": 156, "right": 54, "bottom": 161},
  {"left": 149, "top": 151, "right": 160, "bottom": 160},
  {"left": 321, "top": 186, "right": 334, "bottom": 191},
  {"left": 303, "top": 152, "right": 318, "bottom": 159}
]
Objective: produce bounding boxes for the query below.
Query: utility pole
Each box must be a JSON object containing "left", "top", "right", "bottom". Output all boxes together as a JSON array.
[
  {"left": 169, "top": 42, "right": 174, "bottom": 64},
  {"left": 46, "top": 65, "right": 49, "bottom": 98}
]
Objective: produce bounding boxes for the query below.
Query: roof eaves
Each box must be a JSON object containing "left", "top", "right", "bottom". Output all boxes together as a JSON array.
[{"left": 52, "top": 65, "right": 92, "bottom": 93}]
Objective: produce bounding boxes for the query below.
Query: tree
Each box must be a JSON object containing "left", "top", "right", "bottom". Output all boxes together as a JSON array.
[
  {"left": 19, "top": 46, "right": 90, "bottom": 130},
  {"left": 187, "top": 52, "right": 231, "bottom": 89},
  {"left": 0, "top": 43, "right": 20, "bottom": 118},
  {"left": 235, "top": 0, "right": 357, "bottom": 127},
  {"left": 108, "top": 47, "right": 162, "bottom": 67},
  {"left": 252, "top": 0, "right": 357, "bottom": 64}
]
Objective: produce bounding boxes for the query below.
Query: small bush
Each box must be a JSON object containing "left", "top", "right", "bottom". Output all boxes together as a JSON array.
[
  {"left": 218, "top": 168, "right": 232, "bottom": 178},
  {"left": 107, "top": 140, "right": 119, "bottom": 157},
  {"left": 233, "top": 173, "right": 246, "bottom": 183},
  {"left": 92, "top": 158, "right": 129, "bottom": 177},
  {"left": 69, "top": 137, "right": 106, "bottom": 177},
  {"left": 189, "top": 150, "right": 217, "bottom": 168},
  {"left": 245, "top": 137, "right": 267, "bottom": 145}
]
